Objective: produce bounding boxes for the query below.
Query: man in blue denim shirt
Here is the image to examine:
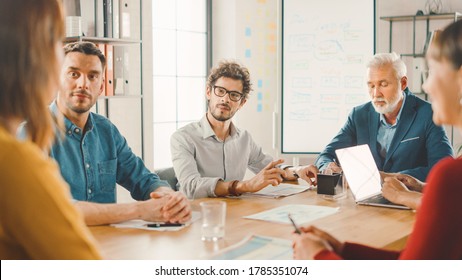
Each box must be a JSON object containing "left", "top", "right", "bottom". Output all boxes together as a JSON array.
[{"left": 50, "top": 42, "right": 191, "bottom": 225}]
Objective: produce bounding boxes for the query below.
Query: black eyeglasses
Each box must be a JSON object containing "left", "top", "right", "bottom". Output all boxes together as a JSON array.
[{"left": 213, "top": 85, "right": 244, "bottom": 102}]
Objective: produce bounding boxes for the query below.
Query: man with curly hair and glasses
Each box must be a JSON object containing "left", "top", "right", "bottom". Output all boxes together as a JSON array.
[{"left": 171, "top": 60, "right": 318, "bottom": 199}]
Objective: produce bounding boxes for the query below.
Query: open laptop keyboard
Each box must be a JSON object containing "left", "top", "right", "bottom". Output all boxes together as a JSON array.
[{"left": 363, "top": 193, "right": 393, "bottom": 205}]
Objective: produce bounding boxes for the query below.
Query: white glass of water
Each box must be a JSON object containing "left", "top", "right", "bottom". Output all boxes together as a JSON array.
[{"left": 200, "top": 201, "right": 226, "bottom": 241}]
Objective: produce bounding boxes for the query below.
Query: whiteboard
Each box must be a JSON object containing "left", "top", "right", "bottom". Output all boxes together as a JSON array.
[{"left": 281, "top": 0, "right": 375, "bottom": 153}]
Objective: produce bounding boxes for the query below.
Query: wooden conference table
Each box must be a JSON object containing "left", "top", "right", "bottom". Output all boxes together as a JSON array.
[{"left": 89, "top": 188, "right": 416, "bottom": 259}]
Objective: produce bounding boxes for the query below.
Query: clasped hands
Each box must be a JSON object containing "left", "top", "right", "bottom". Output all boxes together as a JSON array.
[
  {"left": 380, "top": 172, "right": 424, "bottom": 210},
  {"left": 138, "top": 188, "right": 192, "bottom": 223}
]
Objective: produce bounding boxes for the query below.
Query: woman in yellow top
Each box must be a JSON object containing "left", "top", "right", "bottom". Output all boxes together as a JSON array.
[{"left": 0, "top": 0, "right": 101, "bottom": 259}]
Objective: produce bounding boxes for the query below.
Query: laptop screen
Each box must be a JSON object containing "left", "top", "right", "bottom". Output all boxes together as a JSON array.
[{"left": 335, "top": 144, "right": 382, "bottom": 201}]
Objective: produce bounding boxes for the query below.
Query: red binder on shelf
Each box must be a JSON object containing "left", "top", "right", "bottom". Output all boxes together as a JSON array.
[{"left": 105, "top": 44, "right": 114, "bottom": 96}]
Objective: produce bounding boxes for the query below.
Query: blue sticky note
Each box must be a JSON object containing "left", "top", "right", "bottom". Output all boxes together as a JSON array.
[
  {"left": 258, "top": 80, "right": 263, "bottom": 88},
  {"left": 245, "top": 49, "right": 251, "bottom": 58},
  {"left": 245, "top": 27, "right": 251, "bottom": 36},
  {"left": 257, "top": 92, "right": 263, "bottom": 100},
  {"left": 257, "top": 103, "right": 263, "bottom": 112}
]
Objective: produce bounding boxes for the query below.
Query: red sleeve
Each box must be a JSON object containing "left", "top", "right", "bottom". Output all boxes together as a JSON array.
[
  {"left": 341, "top": 243, "right": 400, "bottom": 259},
  {"left": 399, "top": 157, "right": 462, "bottom": 259},
  {"left": 314, "top": 243, "right": 399, "bottom": 260},
  {"left": 315, "top": 157, "right": 462, "bottom": 260},
  {"left": 314, "top": 250, "right": 343, "bottom": 260}
]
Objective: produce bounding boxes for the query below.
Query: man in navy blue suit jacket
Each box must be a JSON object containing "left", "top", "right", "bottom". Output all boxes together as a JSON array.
[{"left": 315, "top": 53, "right": 453, "bottom": 182}]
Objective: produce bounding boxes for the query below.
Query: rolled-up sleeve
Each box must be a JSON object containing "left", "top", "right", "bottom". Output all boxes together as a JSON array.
[{"left": 115, "top": 131, "right": 170, "bottom": 200}]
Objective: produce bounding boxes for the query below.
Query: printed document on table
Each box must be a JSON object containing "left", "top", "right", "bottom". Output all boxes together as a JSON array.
[
  {"left": 211, "top": 235, "right": 292, "bottom": 260},
  {"left": 243, "top": 183, "right": 312, "bottom": 198},
  {"left": 244, "top": 204, "right": 339, "bottom": 225},
  {"left": 110, "top": 211, "right": 201, "bottom": 231}
]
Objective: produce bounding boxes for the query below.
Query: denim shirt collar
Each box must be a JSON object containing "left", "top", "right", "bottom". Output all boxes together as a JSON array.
[{"left": 50, "top": 101, "right": 94, "bottom": 139}]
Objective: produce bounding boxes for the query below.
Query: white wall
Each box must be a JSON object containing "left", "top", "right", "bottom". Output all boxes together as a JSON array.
[
  {"left": 211, "top": 1, "right": 236, "bottom": 59},
  {"left": 212, "top": 0, "right": 284, "bottom": 166},
  {"left": 211, "top": 0, "right": 462, "bottom": 166}
]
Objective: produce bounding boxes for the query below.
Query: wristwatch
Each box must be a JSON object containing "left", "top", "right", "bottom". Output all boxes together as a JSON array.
[{"left": 277, "top": 164, "right": 299, "bottom": 179}]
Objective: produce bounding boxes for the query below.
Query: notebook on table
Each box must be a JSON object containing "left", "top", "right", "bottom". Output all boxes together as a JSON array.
[{"left": 335, "top": 144, "right": 410, "bottom": 210}]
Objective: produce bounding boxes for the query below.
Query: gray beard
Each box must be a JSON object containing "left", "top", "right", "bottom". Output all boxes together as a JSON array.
[{"left": 372, "top": 100, "right": 400, "bottom": 114}]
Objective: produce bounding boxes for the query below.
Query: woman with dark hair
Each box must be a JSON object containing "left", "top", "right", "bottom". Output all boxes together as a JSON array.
[
  {"left": 0, "top": 0, "right": 101, "bottom": 259},
  {"left": 292, "top": 20, "right": 462, "bottom": 260}
]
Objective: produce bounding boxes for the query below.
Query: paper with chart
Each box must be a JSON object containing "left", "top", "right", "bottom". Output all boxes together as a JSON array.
[
  {"left": 212, "top": 235, "right": 292, "bottom": 260},
  {"left": 110, "top": 211, "right": 201, "bottom": 231},
  {"left": 244, "top": 204, "right": 339, "bottom": 225},
  {"left": 243, "top": 183, "right": 312, "bottom": 198}
]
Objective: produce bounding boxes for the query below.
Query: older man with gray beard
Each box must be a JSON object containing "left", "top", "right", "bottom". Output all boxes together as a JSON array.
[{"left": 315, "top": 52, "right": 453, "bottom": 181}]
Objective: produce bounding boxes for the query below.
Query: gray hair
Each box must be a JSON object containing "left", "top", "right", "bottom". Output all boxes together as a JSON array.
[{"left": 366, "top": 52, "right": 407, "bottom": 80}]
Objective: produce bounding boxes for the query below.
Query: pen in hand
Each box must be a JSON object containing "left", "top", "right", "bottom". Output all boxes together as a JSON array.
[{"left": 288, "top": 213, "right": 302, "bottom": 234}]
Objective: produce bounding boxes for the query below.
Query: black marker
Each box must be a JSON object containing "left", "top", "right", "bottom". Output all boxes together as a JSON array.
[
  {"left": 288, "top": 214, "right": 302, "bottom": 234},
  {"left": 147, "top": 223, "right": 185, "bottom": 228}
]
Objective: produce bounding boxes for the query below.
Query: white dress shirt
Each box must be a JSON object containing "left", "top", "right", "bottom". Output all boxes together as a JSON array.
[{"left": 170, "top": 115, "right": 273, "bottom": 199}]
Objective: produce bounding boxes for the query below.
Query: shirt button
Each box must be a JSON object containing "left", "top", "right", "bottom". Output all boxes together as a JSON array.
[
  {"left": 88, "top": 189, "right": 92, "bottom": 194},
  {"left": 85, "top": 163, "right": 90, "bottom": 169},
  {"left": 67, "top": 130, "right": 72, "bottom": 135},
  {"left": 74, "top": 128, "right": 80, "bottom": 133}
]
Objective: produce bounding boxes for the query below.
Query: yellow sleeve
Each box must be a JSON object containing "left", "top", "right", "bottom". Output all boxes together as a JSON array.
[{"left": 0, "top": 140, "right": 102, "bottom": 260}]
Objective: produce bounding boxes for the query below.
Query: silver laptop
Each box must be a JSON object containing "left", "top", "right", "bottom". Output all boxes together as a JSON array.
[{"left": 335, "top": 144, "right": 410, "bottom": 210}]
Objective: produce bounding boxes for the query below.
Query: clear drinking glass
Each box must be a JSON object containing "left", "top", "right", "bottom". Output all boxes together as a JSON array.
[{"left": 200, "top": 201, "right": 226, "bottom": 241}]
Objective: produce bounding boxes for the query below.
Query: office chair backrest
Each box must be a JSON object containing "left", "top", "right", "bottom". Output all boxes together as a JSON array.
[{"left": 155, "top": 167, "right": 179, "bottom": 191}]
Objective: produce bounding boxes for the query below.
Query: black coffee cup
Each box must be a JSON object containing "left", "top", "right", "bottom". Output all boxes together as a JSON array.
[{"left": 316, "top": 173, "right": 341, "bottom": 195}]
